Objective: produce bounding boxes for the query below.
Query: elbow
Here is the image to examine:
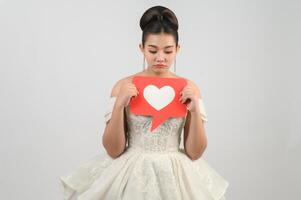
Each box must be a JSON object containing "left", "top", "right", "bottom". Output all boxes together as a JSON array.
[
  {"left": 189, "top": 143, "right": 207, "bottom": 161},
  {"left": 189, "top": 152, "right": 202, "bottom": 161},
  {"left": 102, "top": 129, "right": 127, "bottom": 159},
  {"left": 189, "top": 152, "right": 203, "bottom": 161},
  {"left": 103, "top": 144, "right": 125, "bottom": 159},
  {"left": 106, "top": 150, "right": 123, "bottom": 159},
  {"left": 102, "top": 136, "right": 125, "bottom": 159}
]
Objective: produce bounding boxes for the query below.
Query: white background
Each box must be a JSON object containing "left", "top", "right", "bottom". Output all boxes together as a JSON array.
[{"left": 0, "top": 0, "right": 300, "bottom": 199}]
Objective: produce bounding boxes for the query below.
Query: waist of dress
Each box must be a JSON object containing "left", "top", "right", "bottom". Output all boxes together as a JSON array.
[{"left": 125, "top": 145, "right": 182, "bottom": 154}]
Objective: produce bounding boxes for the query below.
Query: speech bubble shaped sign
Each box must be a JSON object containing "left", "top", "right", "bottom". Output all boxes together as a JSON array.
[{"left": 130, "top": 75, "right": 188, "bottom": 132}]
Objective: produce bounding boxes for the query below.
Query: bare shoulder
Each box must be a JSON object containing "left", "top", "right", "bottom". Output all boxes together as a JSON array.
[
  {"left": 110, "top": 74, "right": 138, "bottom": 97},
  {"left": 172, "top": 75, "right": 198, "bottom": 87},
  {"left": 186, "top": 78, "right": 198, "bottom": 88},
  {"left": 117, "top": 72, "right": 145, "bottom": 85},
  {"left": 183, "top": 78, "right": 202, "bottom": 98}
]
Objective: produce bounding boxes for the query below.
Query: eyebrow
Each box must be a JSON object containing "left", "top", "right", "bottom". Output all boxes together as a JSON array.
[{"left": 147, "top": 45, "right": 174, "bottom": 48}]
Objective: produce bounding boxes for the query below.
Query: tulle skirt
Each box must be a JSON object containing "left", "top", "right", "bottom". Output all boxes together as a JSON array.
[{"left": 60, "top": 147, "right": 229, "bottom": 200}]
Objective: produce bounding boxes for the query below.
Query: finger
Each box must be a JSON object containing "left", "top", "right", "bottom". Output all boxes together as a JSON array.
[
  {"left": 180, "top": 90, "right": 187, "bottom": 97},
  {"left": 186, "top": 101, "right": 192, "bottom": 110},
  {"left": 179, "top": 91, "right": 188, "bottom": 102},
  {"left": 181, "top": 88, "right": 193, "bottom": 95},
  {"left": 128, "top": 86, "right": 137, "bottom": 91},
  {"left": 180, "top": 94, "right": 188, "bottom": 103},
  {"left": 128, "top": 91, "right": 137, "bottom": 100},
  {"left": 133, "top": 89, "right": 139, "bottom": 97},
  {"left": 130, "top": 86, "right": 139, "bottom": 94},
  {"left": 182, "top": 94, "right": 193, "bottom": 103},
  {"left": 180, "top": 88, "right": 188, "bottom": 94},
  {"left": 179, "top": 93, "right": 184, "bottom": 102}
]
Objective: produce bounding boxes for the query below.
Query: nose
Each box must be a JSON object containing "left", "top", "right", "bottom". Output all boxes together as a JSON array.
[{"left": 155, "top": 52, "right": 166, "bottom": 62}]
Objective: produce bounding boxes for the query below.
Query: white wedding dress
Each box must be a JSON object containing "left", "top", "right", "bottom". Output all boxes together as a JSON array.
[{"left": 59, "top": 96, "right": 229, "bottom": 200}]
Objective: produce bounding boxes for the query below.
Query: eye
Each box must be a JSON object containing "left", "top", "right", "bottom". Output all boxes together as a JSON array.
[{"left": 149, "top": 50, "right": 173, "bottom": 54}]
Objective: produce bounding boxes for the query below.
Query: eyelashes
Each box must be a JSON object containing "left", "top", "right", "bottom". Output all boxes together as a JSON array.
[{"left": 149, "top": 51, "right": 173, "bottom": 54}]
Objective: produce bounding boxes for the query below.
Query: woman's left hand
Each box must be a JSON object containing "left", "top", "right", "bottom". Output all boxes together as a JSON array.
[{"left": 179, "top": 81, "right": 201, "bottom": 113}]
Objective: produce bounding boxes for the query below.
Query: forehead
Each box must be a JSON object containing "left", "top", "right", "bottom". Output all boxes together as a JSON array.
[{"left": 145, "top": 33, "right": 176, "bottom": 48}]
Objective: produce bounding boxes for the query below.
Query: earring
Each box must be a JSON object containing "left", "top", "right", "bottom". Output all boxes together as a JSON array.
[
  {"left": 142, "top": 55, "right": 145, "bottom": 71},
  {"left": 174, "top": 58, "right": 177, "bottom": 73}
]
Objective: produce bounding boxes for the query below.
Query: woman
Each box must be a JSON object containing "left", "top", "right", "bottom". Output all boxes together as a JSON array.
[{"left": 60, "top": 5, "right": 229, "bottom": 200}]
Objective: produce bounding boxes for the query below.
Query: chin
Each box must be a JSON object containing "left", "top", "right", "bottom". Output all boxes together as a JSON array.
[
  {"left": 152, "top": 66, "right": 168, "bottom": 71},
  {"left": 154, "top": 69, "right": 168, "bottom": 74}
]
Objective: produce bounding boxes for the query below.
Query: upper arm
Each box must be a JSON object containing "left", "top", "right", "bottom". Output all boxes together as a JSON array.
[
  {"left": 110, "top": 79, "right": 124, "bottom": 97},
  {"left": 182, "top": 79, "right": 207, "bottom": 149},
  {"left": 110, "top": 75, "right": 133, "bottom": 97},
  {"left": 105, "top": 78, "right": 128, "bottom": 136},
  {"left": 183, "top": 111, "right": 191, "bottom": 150},
  {"left": 104, "top": 79, "right": 122, "bottom": 126}
]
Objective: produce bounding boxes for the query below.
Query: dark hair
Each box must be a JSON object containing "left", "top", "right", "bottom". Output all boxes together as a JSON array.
[{"left": 139, "top": 6, "right": 179, "bottom": 48}]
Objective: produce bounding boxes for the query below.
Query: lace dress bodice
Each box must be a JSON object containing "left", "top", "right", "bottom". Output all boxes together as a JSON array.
[
  {"left": 104, "top": 97, "right": 208, "bottom": 153},
  {"left": 125, "top": 106, "right": 186, "bottom": 153}
]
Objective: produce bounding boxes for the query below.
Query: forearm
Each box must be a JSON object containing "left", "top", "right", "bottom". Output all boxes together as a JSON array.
[
  {"left": 185, "top": 110, "right": 207, "bottom": 160},
  {"left": 102, "top": 102, "right": 127, "bottom": 158}
]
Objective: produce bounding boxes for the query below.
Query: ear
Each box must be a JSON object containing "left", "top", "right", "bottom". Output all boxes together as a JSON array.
[
  {"left": 139, "top": 43, "right": 144, "bottom": 53},
  {"left": 176, "top": 44, "right": 180, "bottom": 53}
]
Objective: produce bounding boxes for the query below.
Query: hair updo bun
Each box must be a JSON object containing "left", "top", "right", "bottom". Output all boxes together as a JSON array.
[{"left": 139, "top": 6, "right": 179, "bottom": 47}]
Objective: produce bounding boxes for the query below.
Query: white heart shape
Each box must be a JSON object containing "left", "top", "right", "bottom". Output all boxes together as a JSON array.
[{"left": 143, "top": 85, "right": 175, "bottom": 111}]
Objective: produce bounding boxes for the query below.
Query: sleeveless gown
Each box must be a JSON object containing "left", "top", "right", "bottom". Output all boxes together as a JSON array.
[{"left": 59, "top": 96, "right": 229, "bottom": 200}]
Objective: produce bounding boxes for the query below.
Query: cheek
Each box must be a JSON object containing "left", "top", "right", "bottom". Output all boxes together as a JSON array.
[
  {"left": 167, "top": 54, "right": 176, "bottom": 61},
  {"left": 145, "top": 53, "right": 155, "bottom": 61}
]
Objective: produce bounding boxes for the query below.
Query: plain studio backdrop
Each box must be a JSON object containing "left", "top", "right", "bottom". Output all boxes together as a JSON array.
[{"left": 0, "top": 0, "right": 300, "bottom": 199}]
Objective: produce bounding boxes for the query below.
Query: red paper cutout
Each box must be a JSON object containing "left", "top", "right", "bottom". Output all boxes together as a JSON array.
[{"left": 130, "top": 75, "right": 188, "bottom": 132}]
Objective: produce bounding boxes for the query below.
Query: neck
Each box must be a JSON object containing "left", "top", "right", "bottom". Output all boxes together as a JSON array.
[{"left": 143, "top": 67, "right": 174, "bottom": 78}]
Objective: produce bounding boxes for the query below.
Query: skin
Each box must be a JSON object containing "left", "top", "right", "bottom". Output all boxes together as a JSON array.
[{"left": 102, "top": 32, "right": 207, "bottom": 160}]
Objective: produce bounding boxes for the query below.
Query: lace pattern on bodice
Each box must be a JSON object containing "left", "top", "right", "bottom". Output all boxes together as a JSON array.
[
  {"left": 103, "top": 96, "right": 208, "bottom": 153},
  {"left": 124, "top": 106, "right": 186, "bottom": 153}
]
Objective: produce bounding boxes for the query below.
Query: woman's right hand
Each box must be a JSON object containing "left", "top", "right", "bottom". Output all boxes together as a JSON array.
[{"left": 116, "top": 82, "right": 139, "bottom": 108}]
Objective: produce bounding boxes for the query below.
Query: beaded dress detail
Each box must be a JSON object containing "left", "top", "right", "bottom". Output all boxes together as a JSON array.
[{"left": 59, "top": 96, "right": 229, "bottom": 200}]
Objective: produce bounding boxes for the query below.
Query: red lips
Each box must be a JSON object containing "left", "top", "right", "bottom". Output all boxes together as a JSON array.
[{"left": 154, "top": 64, "right": 167, "bottom": 68}]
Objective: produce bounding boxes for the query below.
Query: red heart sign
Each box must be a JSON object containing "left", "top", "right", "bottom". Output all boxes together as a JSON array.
[{"left": 130, "top": 75, "right": 188, "bottom": 132}]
